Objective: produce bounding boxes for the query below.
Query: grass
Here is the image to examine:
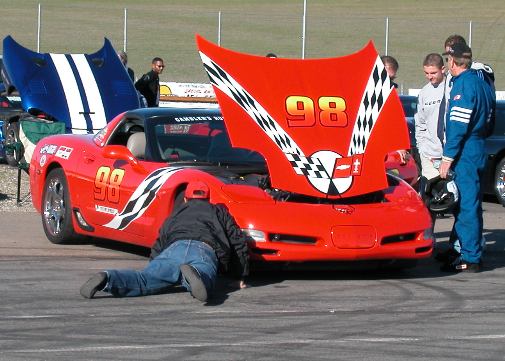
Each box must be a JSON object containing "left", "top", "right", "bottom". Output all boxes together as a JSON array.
[{"left": 1, "top": 0, "right": 505, "bottom": 91}]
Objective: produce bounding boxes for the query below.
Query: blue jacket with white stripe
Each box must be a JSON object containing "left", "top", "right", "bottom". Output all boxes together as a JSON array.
[{"left": 443, "top": 68, "right": 495, "bottom": 163}]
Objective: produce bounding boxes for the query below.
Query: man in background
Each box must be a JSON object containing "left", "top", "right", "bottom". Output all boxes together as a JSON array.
[
  {"left": 117, "top": 50, "right": 135, "bottom": 82},
  {"left": 135, "top": 57, "right": 164, "bottom": 107},
  {"left": 443, "top": 35, "right": 495, "bottom": 135},
  {"left": 381, "top": 55, "right": 399, "bottom": 89},
  {"left": 381, "top": 55, "right": 409, "bottom": 164}
]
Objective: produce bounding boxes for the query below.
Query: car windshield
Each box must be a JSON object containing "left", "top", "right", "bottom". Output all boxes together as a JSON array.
[{"left": 146, "top": 113, "right": 265, "bottom": 166}]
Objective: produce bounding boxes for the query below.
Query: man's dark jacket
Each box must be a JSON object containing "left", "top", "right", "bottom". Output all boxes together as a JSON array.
[
  {"left": 135, "top": 70, "right": 159, "bottom": 107},
  {"left": 150, "top": 199, "right": 249, "bottom": 277}
]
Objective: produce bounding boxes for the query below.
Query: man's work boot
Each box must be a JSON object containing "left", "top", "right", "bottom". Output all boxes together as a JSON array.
[
  {"left": 80, "top": 272, "right": 108, "bottom": 299},
  {"left": 180, "top": 264, "right": 208, "bottom": 302}
]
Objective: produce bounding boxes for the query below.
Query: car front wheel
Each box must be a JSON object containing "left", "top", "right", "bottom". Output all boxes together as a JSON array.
[
  {"left": 494, "top": 158, "right": 505, "bottom": 206},
  {"left": 42, "top": 168, "right": 76, "bottom": 244}
]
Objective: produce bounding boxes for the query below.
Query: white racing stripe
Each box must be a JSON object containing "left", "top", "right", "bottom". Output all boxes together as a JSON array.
[
  {"left": 103, "top": 167, "right": 183, "bottom": 230},
  {"left": 71, "top": 54, "right": 107, "bottom": 130},
  {"left": 450, "top": 106, "right": 472, "bottom": 124},
  {"left": 452, "top": 106, "right": 472, "bottom": 115},
  {"left": 50, "top": 53, "right": 88, "bottom": 132},
  {"left": 450, "top": 115, "right": 471, "bottom": 123}
]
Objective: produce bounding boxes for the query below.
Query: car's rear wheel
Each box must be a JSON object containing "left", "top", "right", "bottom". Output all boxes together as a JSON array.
[
  {"left": 42, "top": 168, "right": 76, "bottom": 244},
  {"left": 494, "top": 158, "right": 505, "bottom": 206},
  {"left": 4, "top": 121, "right": 22, "bottom": 167}
]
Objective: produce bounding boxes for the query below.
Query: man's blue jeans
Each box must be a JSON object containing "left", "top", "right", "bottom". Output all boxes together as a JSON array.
[{"left": 104, "top": 240, "right": 218, "bottom": 297}]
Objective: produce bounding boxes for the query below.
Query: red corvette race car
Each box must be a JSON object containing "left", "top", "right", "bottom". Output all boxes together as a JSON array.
[{"left": 29, "top": 36, "right": 432, "bottom": 265}]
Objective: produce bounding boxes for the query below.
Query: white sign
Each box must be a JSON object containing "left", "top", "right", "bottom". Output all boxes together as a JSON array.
[{"left": 160, "top": 82, "right": 215, "bottom": 98}]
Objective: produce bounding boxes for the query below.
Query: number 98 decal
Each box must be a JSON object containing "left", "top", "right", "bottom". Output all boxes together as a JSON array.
[
  {"left": 94, "top": 166, "right": 125, "bottom": 203},
  {"left": 286, "top": 95, "right": 348, "bottom": 127}
]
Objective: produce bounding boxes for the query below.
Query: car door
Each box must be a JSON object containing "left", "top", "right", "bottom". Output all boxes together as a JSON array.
[{"left": 73, "top": 119, "right": 151, "bottom": 239}]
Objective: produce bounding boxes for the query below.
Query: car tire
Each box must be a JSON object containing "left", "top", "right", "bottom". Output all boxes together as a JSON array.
[
  {"left": 494, "top": 157, "right": 505, "bottom": 206},
  {"left": 42, "top": 168, "right": 76, "bottom": 244},
  {"left": 4, "top": 121, "right": 22, "bottom": 167}
]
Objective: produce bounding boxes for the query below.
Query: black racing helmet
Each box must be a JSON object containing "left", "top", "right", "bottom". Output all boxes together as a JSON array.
[{"left": 426, "top": 174, "right": 459, "bottom": 213}]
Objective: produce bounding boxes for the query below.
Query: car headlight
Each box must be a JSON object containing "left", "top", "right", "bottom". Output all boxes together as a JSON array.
[
  {"left": 423, "top": 227, "right": 435, "bottom": 247},
  {"left": 242, "top": 228, "right": 266, "bottom": 242}
]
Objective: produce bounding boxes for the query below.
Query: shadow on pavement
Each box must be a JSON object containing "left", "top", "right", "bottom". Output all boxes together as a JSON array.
[
  {"left": 68, "top": 235, "right": 151, "bottom": 258},
  {"left": 70, "top": 225, "right": 505, "bottom": 297}
]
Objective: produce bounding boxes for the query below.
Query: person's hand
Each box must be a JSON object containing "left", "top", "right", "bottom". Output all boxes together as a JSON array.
[
  {"left": 239, "top": 279, "right": 248, "bottom": 289},
  {"left": 439, "top": 159, "right": 452, "bottom": 179},
  {"left": 397, "top": 149, "right": 410, "bottom": 165}
]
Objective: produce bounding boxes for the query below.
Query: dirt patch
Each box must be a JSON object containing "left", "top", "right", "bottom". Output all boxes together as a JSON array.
[{"left": 0, "top": 164, "right": 35, "bottom": 212}]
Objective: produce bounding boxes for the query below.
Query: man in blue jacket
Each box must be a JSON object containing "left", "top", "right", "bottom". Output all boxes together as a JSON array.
[{"left": 438, "top": 42, "right": 495, "bottom": 272}]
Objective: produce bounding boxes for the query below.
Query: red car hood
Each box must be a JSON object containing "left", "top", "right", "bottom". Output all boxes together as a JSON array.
[{"left": 197, "top": 35, "right": 410, "bottom": 198}]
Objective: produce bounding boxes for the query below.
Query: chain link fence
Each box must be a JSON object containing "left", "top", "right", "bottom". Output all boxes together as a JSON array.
[{"left": 1, "top": 1, "right": 505, "bottom": 92}]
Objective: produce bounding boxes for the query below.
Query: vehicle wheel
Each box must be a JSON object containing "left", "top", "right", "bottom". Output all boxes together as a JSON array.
[
  {"left": 5, "top": 121, "right": 23, "bottom": 167},
  {"left": 41, "top": 168, "right": 76, "bottom": 244},
  {"left": 494, "top": 158, "right": 505, "bottom": 206}
]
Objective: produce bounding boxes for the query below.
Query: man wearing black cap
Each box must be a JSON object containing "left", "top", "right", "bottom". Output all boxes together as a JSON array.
[
  {"left": 435, "top": 35, "right": 494, "bottom": 265},
  {"left": 80, "top": 181, "right": 249, "bottom": 302},
  {"left": 443, "top": 35, "right": 495, "bottom": 135},
  {"left": 444, "top": 35, "right": 495, "bottom": 95},
  {"left": 438, "top": 42, "right": 495, "bottom": 273}
]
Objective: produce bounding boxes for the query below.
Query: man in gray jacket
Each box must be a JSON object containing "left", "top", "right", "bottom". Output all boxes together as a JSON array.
[
  {"left": 415, "top": 53, "right": 446, "bottom": 182},
  {"left": 414, "top": 53, "right": 446, "bottom": 247}
]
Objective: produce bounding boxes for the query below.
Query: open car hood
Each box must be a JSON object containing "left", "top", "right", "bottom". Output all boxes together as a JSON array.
[
  {"left": 197, "top": 35, "right": 410, "bottom": 198},
  {"left": 2, "top": 36, "right": 139, "bottom": 132}
]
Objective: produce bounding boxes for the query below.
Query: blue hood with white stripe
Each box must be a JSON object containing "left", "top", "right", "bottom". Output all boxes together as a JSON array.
[{"left": 2, "top": 36, "right": 140, "bottom": 133}]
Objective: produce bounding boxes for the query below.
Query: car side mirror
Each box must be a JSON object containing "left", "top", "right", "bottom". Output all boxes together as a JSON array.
[{"left": 102, "top": 145, "right": 148, "bottom": 174}]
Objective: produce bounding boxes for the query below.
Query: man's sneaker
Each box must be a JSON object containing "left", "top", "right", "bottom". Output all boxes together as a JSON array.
[
  {"left": 180, "top": 264, "right": 208, "bottom": 302},
  {"left": 80, "top": 272, "right": 108, "bottom": 299},
  {"left": 440, "top": 258, "right": 481, "bottom": 273},
  {"left": 434, "top": 248, "right": 460, "bottom": 263}
]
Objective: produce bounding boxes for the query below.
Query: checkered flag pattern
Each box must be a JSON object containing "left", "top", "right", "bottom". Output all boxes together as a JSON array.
[
  {"left": 348, "top": 56, "right": 393, "bottom": 156},
  {"left": 199, "top": 52, "right": 336, "bottom": 182},
  {"left": 199, "top": 52, "right": 303, "bottom": 157},
  {"left": 286, "top": 153, "right": 329, "bottom": 179},
  {"left": 104, "top": 167, "right": 183, "bottom": 230}
]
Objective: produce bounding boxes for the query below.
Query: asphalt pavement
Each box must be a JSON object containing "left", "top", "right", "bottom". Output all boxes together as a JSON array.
[{"left": 0, "top": 202, "right": 504, "bottom": 361}]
